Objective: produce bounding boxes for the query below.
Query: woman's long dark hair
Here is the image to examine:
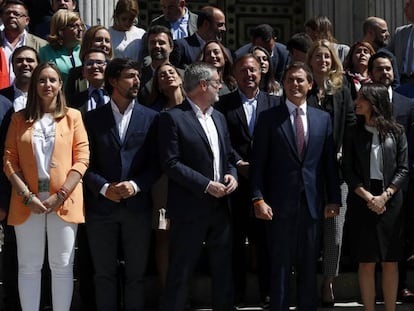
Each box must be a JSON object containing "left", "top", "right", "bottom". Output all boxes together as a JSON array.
[
  {"left": 249, "top": 46, "right": 281, "bottom": 95},
  {"left": 359, "top": 83, "right": 403, "bottom": 137},
  {"left": 199, "top": 40, "right": 237, "bottom": 91}
]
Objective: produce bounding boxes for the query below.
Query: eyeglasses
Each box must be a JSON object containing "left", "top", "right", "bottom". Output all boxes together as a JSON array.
[
  {"left": 66, "top": 23, "right": 85, "bottom": 30},
  {"left": 3, "top": 10, "right": 27, "bottom": 18},
  {"left": 84, "top": 59, "right": 107, "bottom": 67}
]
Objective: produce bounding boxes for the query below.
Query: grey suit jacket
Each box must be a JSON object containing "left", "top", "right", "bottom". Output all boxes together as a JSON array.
[
  {"left": 25, "top": 33, "right": 48, "bottom": 50},
  {"left": 388, "top": 24, "right": 413, "bottom": 75},
  {"left": 150, "top": 9, "right": 198, "bottom": 38}
]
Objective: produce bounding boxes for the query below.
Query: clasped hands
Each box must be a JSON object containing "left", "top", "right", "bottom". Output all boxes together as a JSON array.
[
  {"left": 28, "top": 193, "right": 63, "bottom": 214},
  {"left": 105, "top": 181, "right": 136, "bottom": 202},
  {"left": 206, "top": 174, "right": 238, "bottom": 198},
  {"left": 367, "top": 194, "right": 387, "bottom": 215}
]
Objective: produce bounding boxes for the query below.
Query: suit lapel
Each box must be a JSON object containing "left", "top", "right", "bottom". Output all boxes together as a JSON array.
[
  {"left": 102, "top": 104, "right": 122, "bottom": 146},
  {"left": 233, "top": 92, "right": 251, "bottom": 138},
  {"left": 182, "top": 101, "right": 212, "bottom": 152},
  {"left": 280, "top": 103, "right": 301, "bottom": 161},
  {"left": 212, "top": 109, "right": 225, "bottom": 151},
  {"left": 123, "top": 104, "right": 142, "bottom": 144}
]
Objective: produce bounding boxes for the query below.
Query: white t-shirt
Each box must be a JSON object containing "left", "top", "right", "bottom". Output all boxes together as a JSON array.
[{"left": 109, "top": 26, "right": 146, "bottom": 61}]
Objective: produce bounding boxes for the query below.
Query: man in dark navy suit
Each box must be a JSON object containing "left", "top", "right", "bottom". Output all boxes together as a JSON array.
[
  {"left": 173, "top": 6, "right": 227, "bottom": 69},
  {"left": 159, "top": 62, "right": 238, "bottom": 311},
  {"left": 368, "top": 51, "right": 414, "bottom": 302},
  {"left": 251, "top": 62, "right": 341, "bottom": 311},
  {"left": 216, "top": 53, "right": 280, "bottom": 307},
  {"left": 68, "top": 48, "right": 109, "bottom": 116},
  {"left": 84, "top": 58, "right": 159, "bottom": 311},
  {"left": 235, "top": 24, "right": 289, "bottom": 82}
]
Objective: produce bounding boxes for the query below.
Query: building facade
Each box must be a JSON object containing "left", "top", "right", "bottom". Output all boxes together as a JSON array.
[{"left": 79, "top": 0, "right": 408, "bottom": 50}]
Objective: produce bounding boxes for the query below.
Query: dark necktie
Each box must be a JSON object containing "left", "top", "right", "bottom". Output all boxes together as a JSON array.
[
  {"left": 91, "top": 88, "right": 105, "bottom": 108},
  {"left": 295, "top": 107, "right": 305, "bottom": 157}
]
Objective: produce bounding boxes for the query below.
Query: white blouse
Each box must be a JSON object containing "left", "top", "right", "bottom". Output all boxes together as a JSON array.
[{"left": 32, "top": 113, "right": 56, "bottom": 181}]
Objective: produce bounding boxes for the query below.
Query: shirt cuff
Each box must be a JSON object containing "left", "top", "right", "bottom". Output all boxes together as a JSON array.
[
  {"left": 204, "top": 181, "right": 212, "bottom": 193},
  {"left": 129, "top": 180, "right": 140, "bottom": 194},
  {"left": 100, "top": 183, "right": 109, "bottom": 196}
]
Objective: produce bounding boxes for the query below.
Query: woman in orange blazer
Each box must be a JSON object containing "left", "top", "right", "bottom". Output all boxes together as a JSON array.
[{"left": 3, "top": 62, "right": 89, "bottom": 311}]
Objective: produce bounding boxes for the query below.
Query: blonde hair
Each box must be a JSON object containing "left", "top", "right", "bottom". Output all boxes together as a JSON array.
[
  {"left": 48, "top": 9, "right": 83, "bottom": 49},
  {"left": 306, "top": 39, "right": 343, "bottom": 94},
  {"left": 25, "top": 62, "right": 67, "bottom": 122}
]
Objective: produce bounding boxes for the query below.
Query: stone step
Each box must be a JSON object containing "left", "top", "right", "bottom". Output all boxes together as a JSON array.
[{"left": 141, "top": 269, "right": 414, "bottom": 309}]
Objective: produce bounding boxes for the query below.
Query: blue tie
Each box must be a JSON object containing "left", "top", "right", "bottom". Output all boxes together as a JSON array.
[{"left": 92, "top": 89, "right": 105, "bottom": 108}]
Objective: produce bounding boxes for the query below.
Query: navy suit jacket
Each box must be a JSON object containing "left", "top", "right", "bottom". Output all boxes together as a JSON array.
[
  {"left": 0, "top": 86, "right": 15, "bottom": 103},
  {"left": 392, "top": 91, "right": 414, "bottom": 135},
  {"left": 174, "top": 33, "right": 203, "bottom": 69},
  {"left": 158, "top": 100, "right": 237, "bottom": 221},
  {"left": 251, "top": 102, "right": 341, "bottom": 220},
  {"left": 84, "top": 102, "right": 159, "bottom": 216},
  {"left": 235, "top": 42, "right": 289, "bottom": 82},
  {"left": 215, "top": 90, "right": 280, "bottom": 162},
  {"left": 173, "top": 33, "right": 233, "bottom": 69}
]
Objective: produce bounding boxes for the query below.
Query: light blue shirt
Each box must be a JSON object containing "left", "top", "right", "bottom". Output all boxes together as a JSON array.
[{"left": 170, "top": 8, "right": 189, "bottom": 39}]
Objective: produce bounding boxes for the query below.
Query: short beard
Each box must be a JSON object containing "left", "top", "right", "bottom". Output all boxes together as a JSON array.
[
  {"left": 374, "top": 38, "right": 387, "bottom": 49},
  {"left": 151, "top": 51, "right": 168, "bottom": 61}
]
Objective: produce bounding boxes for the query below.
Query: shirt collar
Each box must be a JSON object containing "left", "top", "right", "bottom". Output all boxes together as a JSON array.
[
  {"left": 286, "top": 98, "right": 307, "bottom": 115},
  {"left": 110, "top": 98, "right": 135, "bottom": 115},
  {"left": 188, "top": 97, "right": 213, "bottom": 118},
  {"left": 172, "top": 7, "right": 189, "bottom": 25},
  {"left": 238, "top": 89, "right": 259, "bottom": 102}
]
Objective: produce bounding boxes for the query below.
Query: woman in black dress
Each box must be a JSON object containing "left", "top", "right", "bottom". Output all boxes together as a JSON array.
[{"left": 342, "top": 83, "right": 408, "bottom": 311}]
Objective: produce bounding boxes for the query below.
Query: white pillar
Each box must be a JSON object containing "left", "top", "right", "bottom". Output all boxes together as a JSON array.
[{"left": 78, "top": 0, "right": 117, "bottom": 28}]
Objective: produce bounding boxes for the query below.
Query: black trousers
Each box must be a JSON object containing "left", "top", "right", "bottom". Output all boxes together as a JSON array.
[
  {"left": 86, "top": 206, "right": 152, "bottom": 311},
  {"left": 160, "top": 203, "right": 233, "bottom": 311}
]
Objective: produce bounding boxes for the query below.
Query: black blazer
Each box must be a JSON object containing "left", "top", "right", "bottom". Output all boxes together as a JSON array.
[
  {"left": 342, "top": 121, "right": 408, "bottom": 201},
  {"left": 0, "top": 95, "right": 13, "bottom": 212},
  {"left": 158, "top": 100, "right": 237, "bottom": 221},
  {"left": 215, "top": 90, "right": 280, "bottom": 162},
  {"left": 68, "top": 89, "right": 89, "bottom": 117},
  {"left": 307, "top": 85, "right": 356, "bottom": 153}
]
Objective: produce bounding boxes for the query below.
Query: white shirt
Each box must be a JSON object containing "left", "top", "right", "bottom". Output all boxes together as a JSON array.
[
  {"left": 188, "top": 98, "right": 221, "bottom": 182},
  {"left": 12, "top": 84, "right": 27, "bottom": 112},
  {"left": 286, "top": 99, "right": 308, "bottom": 143},
  {"left": 2, "top": 30, "right": 26, "bottom": 83},
  {"left": 108, "top": 26, "right": 146, "bottom": 61},
  {"left": 99, "top": 99, "right": 139, "bottom": 196},
  {"left": 365, "top": 125, "right": 383, "bottom": 180},
  {"left": 32, "top": 113, "right": 56, "bottom": 182}
]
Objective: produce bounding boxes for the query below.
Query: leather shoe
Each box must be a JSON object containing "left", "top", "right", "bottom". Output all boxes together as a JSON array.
[{"left": 398, "top": 288, "right": 414, "bottom": 303}]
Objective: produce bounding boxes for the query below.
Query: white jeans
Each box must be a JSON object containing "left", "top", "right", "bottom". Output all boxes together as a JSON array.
[{"left": 14, "top": 200, "right": 77, "bottom": 311}]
